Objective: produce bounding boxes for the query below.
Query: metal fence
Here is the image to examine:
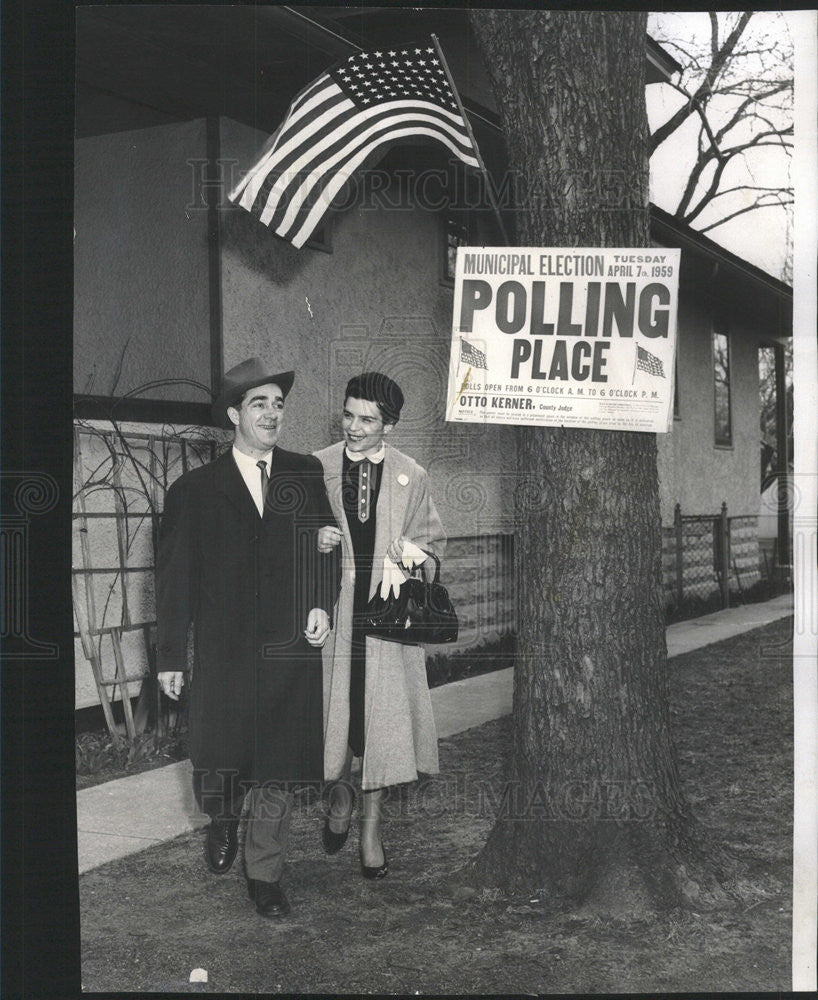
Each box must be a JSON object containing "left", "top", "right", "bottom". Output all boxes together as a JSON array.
[{"left": 664, "top": 502, "right": 790, "bottom": 620}]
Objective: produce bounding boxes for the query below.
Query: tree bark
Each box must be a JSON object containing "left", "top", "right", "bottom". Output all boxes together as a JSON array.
[{"left": 468, "top": 10, "right": 728, "bottom": 913}]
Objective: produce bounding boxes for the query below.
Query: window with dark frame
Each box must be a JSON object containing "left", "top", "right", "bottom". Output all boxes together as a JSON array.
[{"left": 713, "top": 324, "right": 732, "bottom": 446}]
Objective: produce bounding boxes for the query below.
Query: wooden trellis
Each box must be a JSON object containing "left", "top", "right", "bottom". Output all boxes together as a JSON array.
[{"left": 72, "top": 422, "right": 221, "bottom": 740}]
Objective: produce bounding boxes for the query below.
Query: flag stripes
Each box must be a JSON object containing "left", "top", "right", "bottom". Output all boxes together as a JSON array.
[
  {"left": 460, "top": 338, "right": 488, "bottom": 369},
  {"left": 636, "top": 344, "right": 666, "bottom": 378},
  {"left": 230, "top": 41, "right": 481, "bottom": 248}
]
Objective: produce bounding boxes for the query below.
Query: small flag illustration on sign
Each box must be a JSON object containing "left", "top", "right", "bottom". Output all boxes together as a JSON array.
[
  {"left": 460, "top": 338, "right": 488, "bottom": 370},
  {"left": 636, "top": 344, "right": 666, "bottom": 378}
]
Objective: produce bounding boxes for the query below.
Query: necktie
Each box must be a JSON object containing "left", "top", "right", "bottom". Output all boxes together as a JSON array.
[{"left": 257, "top": 459, "right": 269, "bottom": 508}]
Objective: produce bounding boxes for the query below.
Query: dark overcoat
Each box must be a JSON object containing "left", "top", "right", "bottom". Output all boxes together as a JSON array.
[{"left": 155, "top": 447, "right": 337, "bottom": 810}]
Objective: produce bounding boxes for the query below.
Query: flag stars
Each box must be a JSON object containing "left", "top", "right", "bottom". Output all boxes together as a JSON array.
[
  {"left": 328, "top": 42, "right": 468, "bottom": 122},
  {"left": 236, "top": 40, "right": 477, "bottom": 248}
]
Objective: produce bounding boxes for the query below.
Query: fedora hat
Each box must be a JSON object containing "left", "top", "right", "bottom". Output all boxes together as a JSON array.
[{"left": 213, "top": 357, "right": 295, "bottom": 426}]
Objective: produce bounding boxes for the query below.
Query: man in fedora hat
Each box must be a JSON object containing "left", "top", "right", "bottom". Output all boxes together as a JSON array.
[{"left": 156, "top": 357, "right": 338, "bottom": 918}]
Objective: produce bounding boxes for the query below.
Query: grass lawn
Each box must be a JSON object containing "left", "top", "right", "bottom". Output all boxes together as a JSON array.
[{"left": 79, "top": 617, "right": 793, "bottom": 993}]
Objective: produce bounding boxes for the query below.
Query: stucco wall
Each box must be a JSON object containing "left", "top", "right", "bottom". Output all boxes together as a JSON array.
[
  {"left": 656, "top": 278, "right": 765, "bottom": 525},
  {"left": 73, "top": 112, "right": 772, "bottom": 539},
  {"left": 74, "top": 118, "right": 211, "bottom": 402},
  {"left": 218, "top": 117, "right": 517, "bottom": 540},
  {"left": 72, "top": 114, "right": 785, "bottom": 709}
]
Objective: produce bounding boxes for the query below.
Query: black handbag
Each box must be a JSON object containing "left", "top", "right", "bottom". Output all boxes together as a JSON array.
[{"left": 359, "top": 550, "right": 458, "bottom": 645}]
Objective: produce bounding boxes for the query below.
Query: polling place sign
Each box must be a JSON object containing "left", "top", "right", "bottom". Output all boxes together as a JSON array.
[{"left": 445, "top": 247, "right": 680, "bottom": 433}]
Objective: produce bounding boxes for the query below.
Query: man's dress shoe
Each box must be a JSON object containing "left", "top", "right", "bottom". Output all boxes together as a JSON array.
[
  {"left": 204, "top": 818, "right": 239, "bottom": 874},
  {"left": 247, "top": 879, "right": 291, "bottom": 917}
]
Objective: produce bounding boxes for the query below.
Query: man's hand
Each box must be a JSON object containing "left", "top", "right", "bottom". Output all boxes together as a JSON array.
[
  {"left": 158, "top": 671, "right": 184, "bottom": 700},
  {"left": 304, "top": 608, "right": 331, "bottom": 647},
  {"left": 317, "top": 525, "right": 343, "bottom": 553}
]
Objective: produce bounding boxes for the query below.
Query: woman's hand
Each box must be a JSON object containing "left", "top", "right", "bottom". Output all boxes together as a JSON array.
[
  {"left": 387, "top": 536, "right": 428, "bottom": 568},
  {"left": 318, "top": 525, "right": 343, "bottom": 553},
  {"left": 386, "top": 535, "right": 410, "bottom": 564}
]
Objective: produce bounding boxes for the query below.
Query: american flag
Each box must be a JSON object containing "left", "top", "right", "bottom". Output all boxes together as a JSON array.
[
  {"left": 636, "top": 344, "right": 666, "bottom": 378},
  {"left": 460, "top": 338, "right": 488, "bottom": 369},
  {"left": 229, "top": 40, "right": 481, "bottom": 248}
]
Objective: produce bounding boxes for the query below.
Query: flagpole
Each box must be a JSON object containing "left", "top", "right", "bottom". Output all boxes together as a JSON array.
[
  {"left": 450, "top": 340, "right": 465, "bottom": 421},
  {"left": 431, "top": 33, "right": 511, "bottom": 248},
  {"left": 449, "top": 365, "right": 472, "bottom": 416},
  {"left": 228, "top": 121, "right": 285, "bottom": 203}
]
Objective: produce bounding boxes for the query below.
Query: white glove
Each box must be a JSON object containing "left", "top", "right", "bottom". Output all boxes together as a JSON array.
[
  {"left": 401, "top": 540, "right": 429, "bottom": 569},
  {"left": 379, "top": 555, "right": 406, "bottom": 599}
]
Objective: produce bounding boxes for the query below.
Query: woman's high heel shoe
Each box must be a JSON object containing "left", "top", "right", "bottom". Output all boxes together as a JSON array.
[
  {"left": 322, "top": 816, "right": 350, "bottom": 855},
  {"left": 360, "top": 842, "right": 389, "bottom": 880}
]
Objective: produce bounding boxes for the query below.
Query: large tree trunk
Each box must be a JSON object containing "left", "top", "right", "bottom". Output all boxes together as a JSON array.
[{"left": 468, "top": 10, "right": 728, "bottom": 913}]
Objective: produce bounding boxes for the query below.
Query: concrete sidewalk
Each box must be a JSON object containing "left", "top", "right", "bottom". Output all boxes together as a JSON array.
[{"left": 76, "top": 593, "right": 793, "bottom": 874}]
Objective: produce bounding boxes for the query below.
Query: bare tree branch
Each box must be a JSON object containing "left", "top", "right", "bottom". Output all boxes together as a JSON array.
[
  {"left": 650, "top": 11, "right": 752, "bottom": 154},
  {"left": 705, "top": 184, "right": 795, "bottom": 201},
  {"left": 713, "top": 81, "right": 791, "bottom": 143},
  {"left": 649, "top": 11, "right": 792, "bottom": 260},
  {"left": 698, "top": 198, "right": 794, "bottom": 233},
  {"left": 658, "top": 77, "right": 724, "bottom": 153}
]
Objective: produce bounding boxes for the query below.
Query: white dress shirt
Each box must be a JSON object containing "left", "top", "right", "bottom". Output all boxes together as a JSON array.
[{"left": 232, "top": 445, "right": 273, "bottom": 517}]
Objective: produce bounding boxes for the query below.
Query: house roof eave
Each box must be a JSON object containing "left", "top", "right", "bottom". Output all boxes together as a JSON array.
[
  {"left": 650, "top": 204, "right": 792, "bottom": 307},
  {"left": 646, "top": 35, "right": 682, "bottom": 84}
]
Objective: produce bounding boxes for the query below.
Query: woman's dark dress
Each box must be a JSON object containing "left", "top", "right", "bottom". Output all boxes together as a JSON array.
[{"left": 341, "top": 452, "right": 383, "bottom": 757}]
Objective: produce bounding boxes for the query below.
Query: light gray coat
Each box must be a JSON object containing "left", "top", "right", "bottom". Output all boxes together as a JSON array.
[{"left": 314, "top": 441, "right": 446, "bottom": 790}]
